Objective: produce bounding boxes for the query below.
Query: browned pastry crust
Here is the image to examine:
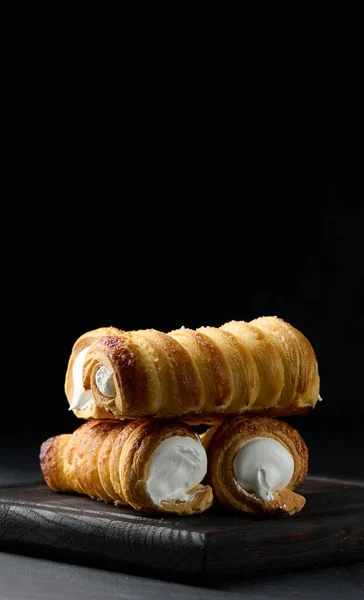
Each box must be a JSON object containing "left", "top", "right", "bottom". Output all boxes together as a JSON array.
[
  {"left": 203, "top": 416, "right": 308, "bottom": 516},
  {"left": 40, "top": 434, "right": 73, "bottom": 492},
  {"left": 84, "top": 329, "right": 202, "bottom": 419},
  {"left": 65, "top": 317, "right": 320, "bottom": 423},
  {"left": 220, "top": 320, "right": 285, "bottom": 409},
  {"left": 40, "top": 419, "right": 213, "bottom": 516},
  {"left": 247, "top": 317, "right": 320, "bottom": 412},
  {"left": 64, "top": 327, "right": 123, "bottom": 420}
]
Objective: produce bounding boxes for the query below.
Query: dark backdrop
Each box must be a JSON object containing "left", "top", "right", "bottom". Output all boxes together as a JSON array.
[{"left": 1, "top": 4, "right": 363, "bottom": 455}]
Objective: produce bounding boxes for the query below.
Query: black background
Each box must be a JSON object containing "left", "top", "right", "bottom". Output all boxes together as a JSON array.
[{"left": 1, "top": 3, "right": 363, "bottom": 468}]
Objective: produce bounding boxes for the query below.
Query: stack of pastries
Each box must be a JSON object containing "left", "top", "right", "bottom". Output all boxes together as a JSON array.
[{"left": 40, "top": 316, "right": 321, "bottom": 517}]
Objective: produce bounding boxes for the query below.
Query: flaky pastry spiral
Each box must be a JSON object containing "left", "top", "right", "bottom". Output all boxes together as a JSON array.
[
  {"left": 65, "top": 317, "right": 320, "bottom": 423},
  {"left": 202, "top": 415, "right": 308, "bottom": 516},
  {"left": 40, "top": 418, "right": 213, "bottom": 516}
]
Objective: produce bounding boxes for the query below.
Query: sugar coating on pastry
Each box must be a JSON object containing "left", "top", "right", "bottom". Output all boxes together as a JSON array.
[
  {"left": 233, "top": 436, "right": 294, "bottom": 501},
  {"left": 95, "top": 366, "right": 116, "bottom": 397},
  {"left": 146, "top": 436, "right": 207, "bottom": 505},
  {"left": 68, "top": 347, "right": 94, "bottom": 410}
]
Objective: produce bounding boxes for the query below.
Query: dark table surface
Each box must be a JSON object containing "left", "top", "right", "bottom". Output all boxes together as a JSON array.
[{"left": 0, "top": 421, "right": 363, "bottom": 599}]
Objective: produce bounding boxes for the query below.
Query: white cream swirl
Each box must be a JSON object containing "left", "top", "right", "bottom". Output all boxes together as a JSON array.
[
  {"left": 146, "top": 436, "right": 207, "bottom": 505},
  {"left": 95, "top": 365, "right": 116, "bottom": 397},
  {"left": 233, "top": 436, "right": 294, "bottom": 501}
]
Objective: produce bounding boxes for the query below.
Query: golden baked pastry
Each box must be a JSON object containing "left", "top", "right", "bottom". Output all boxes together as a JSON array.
[
  {"left": 202, "top": 415, "right": 308, "bottom": 516},
  {"left": 245, "top": 317, "right": 320, "bottom": 414},
  {"left": 65, "top": 317, "right": 320, "bottom": 423},
  {"left": 40, "top": 418, "right": 213, "bottom": 516},
  {"left": 64, "top": 327, "right": 122, "bottom": 420}
]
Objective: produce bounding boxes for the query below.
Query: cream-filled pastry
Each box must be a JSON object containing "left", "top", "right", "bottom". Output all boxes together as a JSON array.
[
  {"left": 40, "top": 419, "right": 213, "bottom": 516},
  {"left": 71, "top": 316, "right": 320, "bottom": 422},
  {"left": 64, "top": 327, "right": 122, "bottom": 420},
  {"left": 202, "top": 415, "right": 308, "bottom": 516}
]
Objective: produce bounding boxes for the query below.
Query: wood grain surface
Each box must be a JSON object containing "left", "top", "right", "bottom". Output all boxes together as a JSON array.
[{"left": 0, "top": 477, "right": 363, "bottom": 582}]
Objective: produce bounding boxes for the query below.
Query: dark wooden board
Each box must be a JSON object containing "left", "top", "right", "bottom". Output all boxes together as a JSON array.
[{"left": 0, "top": 477, "right": 363, "bottom": 583}]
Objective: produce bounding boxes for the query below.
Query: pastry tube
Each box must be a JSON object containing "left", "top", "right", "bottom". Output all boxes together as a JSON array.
[
  {"left": 40, "top": 419, "right": 213, "bottom": 516},
  {"left": 64, "top": 327, "right": 123, "bottom": 420},
  {"left": 65, "top": 317, "right": 320, "bottom": 422},
  {"left": 203, "top": 416, "right": 308, "bottom": 516}
]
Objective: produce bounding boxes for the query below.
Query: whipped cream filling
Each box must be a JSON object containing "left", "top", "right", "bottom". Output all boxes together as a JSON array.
[
  {"left": 146, "top": 436, "right": 207, "bottom": 505},
  {"left": 233, "top": 436, "right": 294, "bottom": 501},
  {"left": 69, "top": 347, "right": 94, "bottom": 411},
  {"left": 95, "top": 365, "right": 116, "bottom": 397}
]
